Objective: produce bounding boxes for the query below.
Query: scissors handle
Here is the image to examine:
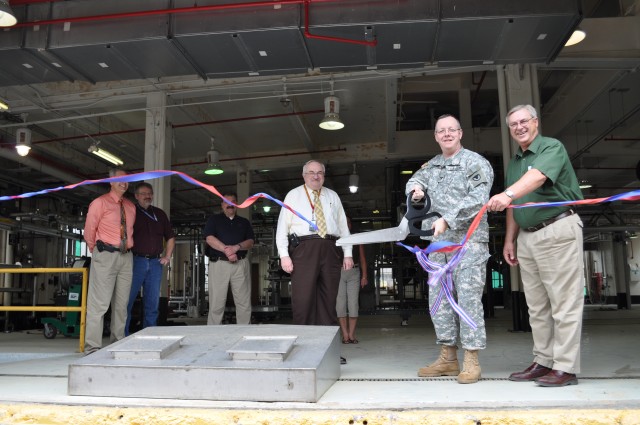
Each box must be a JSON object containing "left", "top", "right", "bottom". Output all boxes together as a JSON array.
[{"left": 405, "top": 191, "right": 442, "bottom": 237}]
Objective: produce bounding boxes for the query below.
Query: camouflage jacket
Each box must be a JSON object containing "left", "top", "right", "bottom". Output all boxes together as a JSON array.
[{"left": 406, "top": 148, "right": 494, "bottom": 244}]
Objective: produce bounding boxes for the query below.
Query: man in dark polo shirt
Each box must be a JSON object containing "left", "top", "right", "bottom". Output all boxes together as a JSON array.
[
  {"left": 487, "top": 104, "right": 584, "bottom": 387},
  {"left": 126, "top": 182, "right": 175, "bottom": 335},
  {"left": 203, "top": 192, "right": 255, "bottom": 325}
]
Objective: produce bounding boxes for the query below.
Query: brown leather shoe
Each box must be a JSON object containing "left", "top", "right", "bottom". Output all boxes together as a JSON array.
[
  {"left": 535, "top": 370, "right": 578, "bottom": 387},
  {"left": 508, "top": 363, "right": 552, "bottom": 382}
]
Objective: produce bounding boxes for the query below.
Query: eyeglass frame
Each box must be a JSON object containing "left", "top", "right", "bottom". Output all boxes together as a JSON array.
[
  {"left": 508, "top": 116, "right": 537, "bottom": 129},
  {"left": 304, "top": 171, "right": 325, "bottom": 177},
  {"left": 434, "top": 127, "right": 462, "bottom": 135}
]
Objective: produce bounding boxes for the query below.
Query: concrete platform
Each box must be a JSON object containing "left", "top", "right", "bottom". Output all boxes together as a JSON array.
[
  {"left": 68, "top": 325, "right": 340, "bottom": 402},
  {"left": 0, "top": 306, "right": 638, "bottom": 424}
]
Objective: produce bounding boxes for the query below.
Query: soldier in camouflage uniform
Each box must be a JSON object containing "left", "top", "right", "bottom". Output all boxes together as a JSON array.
[{"left": 406, "top": 114, "right": 493, "bottom": 384}]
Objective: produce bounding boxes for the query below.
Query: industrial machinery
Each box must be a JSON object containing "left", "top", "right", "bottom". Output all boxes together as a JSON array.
[{"left": 41, "top": 257, "right": 90, "bottom": 339}]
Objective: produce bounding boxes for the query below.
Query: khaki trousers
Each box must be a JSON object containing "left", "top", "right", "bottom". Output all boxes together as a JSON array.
[
  {"left": 517, "top": 214, "right": 584, "bottom": 373},
  {"left": 207, "top": 258, "right": 251, "bottom": 325},
  {"left": 85, "top": 249, "right": 133, "bottom": 351}
]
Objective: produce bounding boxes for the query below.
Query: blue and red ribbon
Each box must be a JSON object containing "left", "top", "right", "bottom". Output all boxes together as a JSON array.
[
  {"left": 1, "top": 170, "right": 638, "bottom": 328},
  {"left": 0, "top": 170, "right": 318, "bottom": 230},
  {"left": 399, "top": 189, "right": 640, "bottom": 329}
]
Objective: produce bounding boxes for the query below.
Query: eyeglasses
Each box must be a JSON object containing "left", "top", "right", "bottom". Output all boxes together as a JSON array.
[
  {"left": 305, "top": 171, "right": 325, "bottom": 177},
  {"left": 508, "top": 117, "right": 536, "bottom": 129},
  {"left": 435, "top": 128, "right": 461, "bottom": 135}
]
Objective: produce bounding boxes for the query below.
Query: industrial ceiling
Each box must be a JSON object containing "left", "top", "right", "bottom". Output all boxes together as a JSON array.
[{"left": 0, "top": 0, "right": 638, "bottom": 232}]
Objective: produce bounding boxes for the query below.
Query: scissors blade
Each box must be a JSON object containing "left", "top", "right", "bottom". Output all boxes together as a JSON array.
[{"left": 336, "top": 218, "right": 411, "bottom": 246}]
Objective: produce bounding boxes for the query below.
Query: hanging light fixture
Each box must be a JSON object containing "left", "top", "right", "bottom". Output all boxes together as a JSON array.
[
  {"left": 0, "top": 98, "right": 9, "bottom": 110},
  {"left": 204, "top": 137, "right": 224, "bottom": 175},
  {"left": 0, "top": 0, "right": 17, "bottom": 27},
  {"left": 565, "top": 28, "right": 586, "bottom": 47},
  {"left": 15, "top": 128, "right": 31, "bottom": 157},
  {"left": 279, "top": 77, "right": 291, "bottom": 108},
  {"left": 319, "top": 79, "right": 344, "bottom": 130},
  {"left": 348, "top": 163, "right": 359, "bottom": 194},
  {"left": 88, "top": 140, "right": 124, "bottom": 166},
  {"left": 262, "top": 205, "right": 272, "bottom": 213}
]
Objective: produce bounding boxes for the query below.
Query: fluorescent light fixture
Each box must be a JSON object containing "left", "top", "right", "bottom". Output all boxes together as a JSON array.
[
  {"left": 579, "top": 180, "right": 592, "bottom": 190},
  {"left": 15, "top": 128, "right": 31, "bottom": 157},
  {"left": 400, "top": 170, "right": 413, "bottom": 175},
  {"left": 349, "top": 163, "right": 359, "bottom": 194},
  {"left": 0, "top": 98, "right": 8, "bottom": 110},
  {"left": 204, "top": 137, "right": 224, "bottom": 175},
  {"left": 88, "top": 143, "right": 124, "bottom": 166},
  {"left": 319, "top": 95, "right": 344, "bottom": 130},
  {"left": 0, "top": 0, "right": 17, "bottom": 27},
  {"left": 565, "top": 29, "right": 586, "bottom": 47}
]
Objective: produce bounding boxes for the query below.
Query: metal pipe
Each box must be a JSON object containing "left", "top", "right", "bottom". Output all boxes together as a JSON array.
[
  {"left": 12, "top": 0, "right": 377, "bottom": 48},
  {"left": 0, "top": 146, "right": 99, "bottom": 195},
  {"left": 167, "top": 147, "right": 347, "bottom": 169},
  {"left": 32, "top": 109, "right": 323, "bottom": 145},
  {"left": 303, "top": 0, "right": 377, "bottom": 47},
  {"left": 12, "top": 0, "right": 310, "bottom": 28}
]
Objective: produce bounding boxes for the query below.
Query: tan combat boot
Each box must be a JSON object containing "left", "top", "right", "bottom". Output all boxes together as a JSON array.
[
  {"left": 417, "top": 345, "right": 459, "bottom": 377},
  {"left": 457, "top": 349, "right": 481, "bottom": 384}
]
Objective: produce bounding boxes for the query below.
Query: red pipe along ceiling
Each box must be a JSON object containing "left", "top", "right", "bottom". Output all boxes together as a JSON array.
[
  {"left": 10, "top": 0, "right": 377, "bottom": 47},
  {"left": 32, "top": 109, "right": 324, "bottom": 146}
]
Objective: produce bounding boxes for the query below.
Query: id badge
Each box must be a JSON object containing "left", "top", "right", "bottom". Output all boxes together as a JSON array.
[{"left": 309, "top": 218, "right": 317, "bottom": 232}]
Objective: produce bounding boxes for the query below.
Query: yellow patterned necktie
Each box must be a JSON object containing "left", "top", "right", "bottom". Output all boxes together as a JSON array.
[
  {"left": 119, "top": 200, "right": 127, "bottom": 253},
  {"left": 313, "top": 190, "right": 328, "bottom": 238}
]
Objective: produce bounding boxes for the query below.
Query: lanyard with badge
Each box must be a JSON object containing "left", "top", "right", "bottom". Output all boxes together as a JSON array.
[
  {"left": 303, "top": 185, "right": 320, "bottom": 232},
  {"left": 137, "top": 205, "right": 158, "bottom": 222}
]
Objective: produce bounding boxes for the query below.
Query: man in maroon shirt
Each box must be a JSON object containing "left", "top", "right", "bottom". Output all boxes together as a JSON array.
[{"left": 126, "top": 182, "right": 175, "bottom": 335}]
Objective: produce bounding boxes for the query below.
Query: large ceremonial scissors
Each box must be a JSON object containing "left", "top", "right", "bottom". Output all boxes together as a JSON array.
[{"left": 336, "top": 191, "right": 441, "bottom": 246}]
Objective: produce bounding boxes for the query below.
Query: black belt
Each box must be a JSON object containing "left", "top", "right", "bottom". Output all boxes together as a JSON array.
[
  {"left": 211, "top": 255, "right": 246, "bottom": 262},
  {"left": 133, "top": 253, "right": 161, "bottom": 259},
  {"left": 298, "top": 234, "right": 339, "bottom": 241},
  {"left": 96, "top": 240, "right": 130, "bottom": 254},
  {"left": 524, "top": 209, "right": 576, "bottom": 232}
]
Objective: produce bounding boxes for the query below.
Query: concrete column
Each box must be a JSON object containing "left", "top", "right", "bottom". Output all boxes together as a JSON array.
[
  {"left": 458, "top": 75, "right": 472, "bottom": 130},
  {"left": 145, "top": 92, "right": 172, "bottom": 216},
  {"left": 145, "top": 92, "right": 172, "bottom": 301},
  {"left": 236, "top": 168, "right": 251, "bottom": 221},
  {"left": 503, "top": 64, "right": 540, "bottom": 115},
  {"left": 497, "top": 64, "right": 541, "bottom": 331}
]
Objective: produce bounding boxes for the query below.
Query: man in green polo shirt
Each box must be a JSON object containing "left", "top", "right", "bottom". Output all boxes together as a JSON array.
[{"left": 487, "top": 104, "right": 584, "bottom": 387}]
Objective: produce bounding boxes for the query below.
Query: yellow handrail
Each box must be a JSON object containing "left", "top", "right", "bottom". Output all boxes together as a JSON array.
[{"left": 0, "top": 267, "right": 87, "bottom": 353}]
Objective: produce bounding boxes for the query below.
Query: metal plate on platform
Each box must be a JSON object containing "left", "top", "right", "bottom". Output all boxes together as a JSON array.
[
  {"left": 107, "top": 335, "right": 184, "bottom": 360},
  {"left": 68, "top": 324, "right": 340, "bottom": 402},
  {"left": 227, "top": 335, "right": 296, "bottom": 361}
]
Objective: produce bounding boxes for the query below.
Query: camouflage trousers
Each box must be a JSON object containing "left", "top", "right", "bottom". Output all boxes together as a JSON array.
[{"left": 428, "top": 243, "right": 488, "bottom": 350}]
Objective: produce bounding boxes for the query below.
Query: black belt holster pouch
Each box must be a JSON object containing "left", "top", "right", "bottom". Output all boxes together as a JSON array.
[
  {"left": 96, "top": 240, "right": 106, "bottom": 253},
  {"left": 288, "top": 233, "right": 300, "bottom": 251}
]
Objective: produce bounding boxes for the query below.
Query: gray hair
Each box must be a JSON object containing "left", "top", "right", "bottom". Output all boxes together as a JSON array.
[
  {"left": 302, "top": 159, "right": 325, "bottom": 174},
  {"left": 506, "top": 104, "right": 538, "bottom": 125}
]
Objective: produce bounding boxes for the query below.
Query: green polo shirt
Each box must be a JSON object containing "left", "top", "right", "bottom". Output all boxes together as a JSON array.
[{"left": 506, "top": 134, "right": 583, "bottom": 229}]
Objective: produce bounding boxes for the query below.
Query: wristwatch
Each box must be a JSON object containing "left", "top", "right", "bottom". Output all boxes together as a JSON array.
[{"left": 504, "top": 189, "right": 515, "bottom": 199}]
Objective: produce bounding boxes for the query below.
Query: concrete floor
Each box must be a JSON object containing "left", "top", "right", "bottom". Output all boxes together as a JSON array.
[{"left": 0, "top": 305, "right": 639, "bottom": 424}]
